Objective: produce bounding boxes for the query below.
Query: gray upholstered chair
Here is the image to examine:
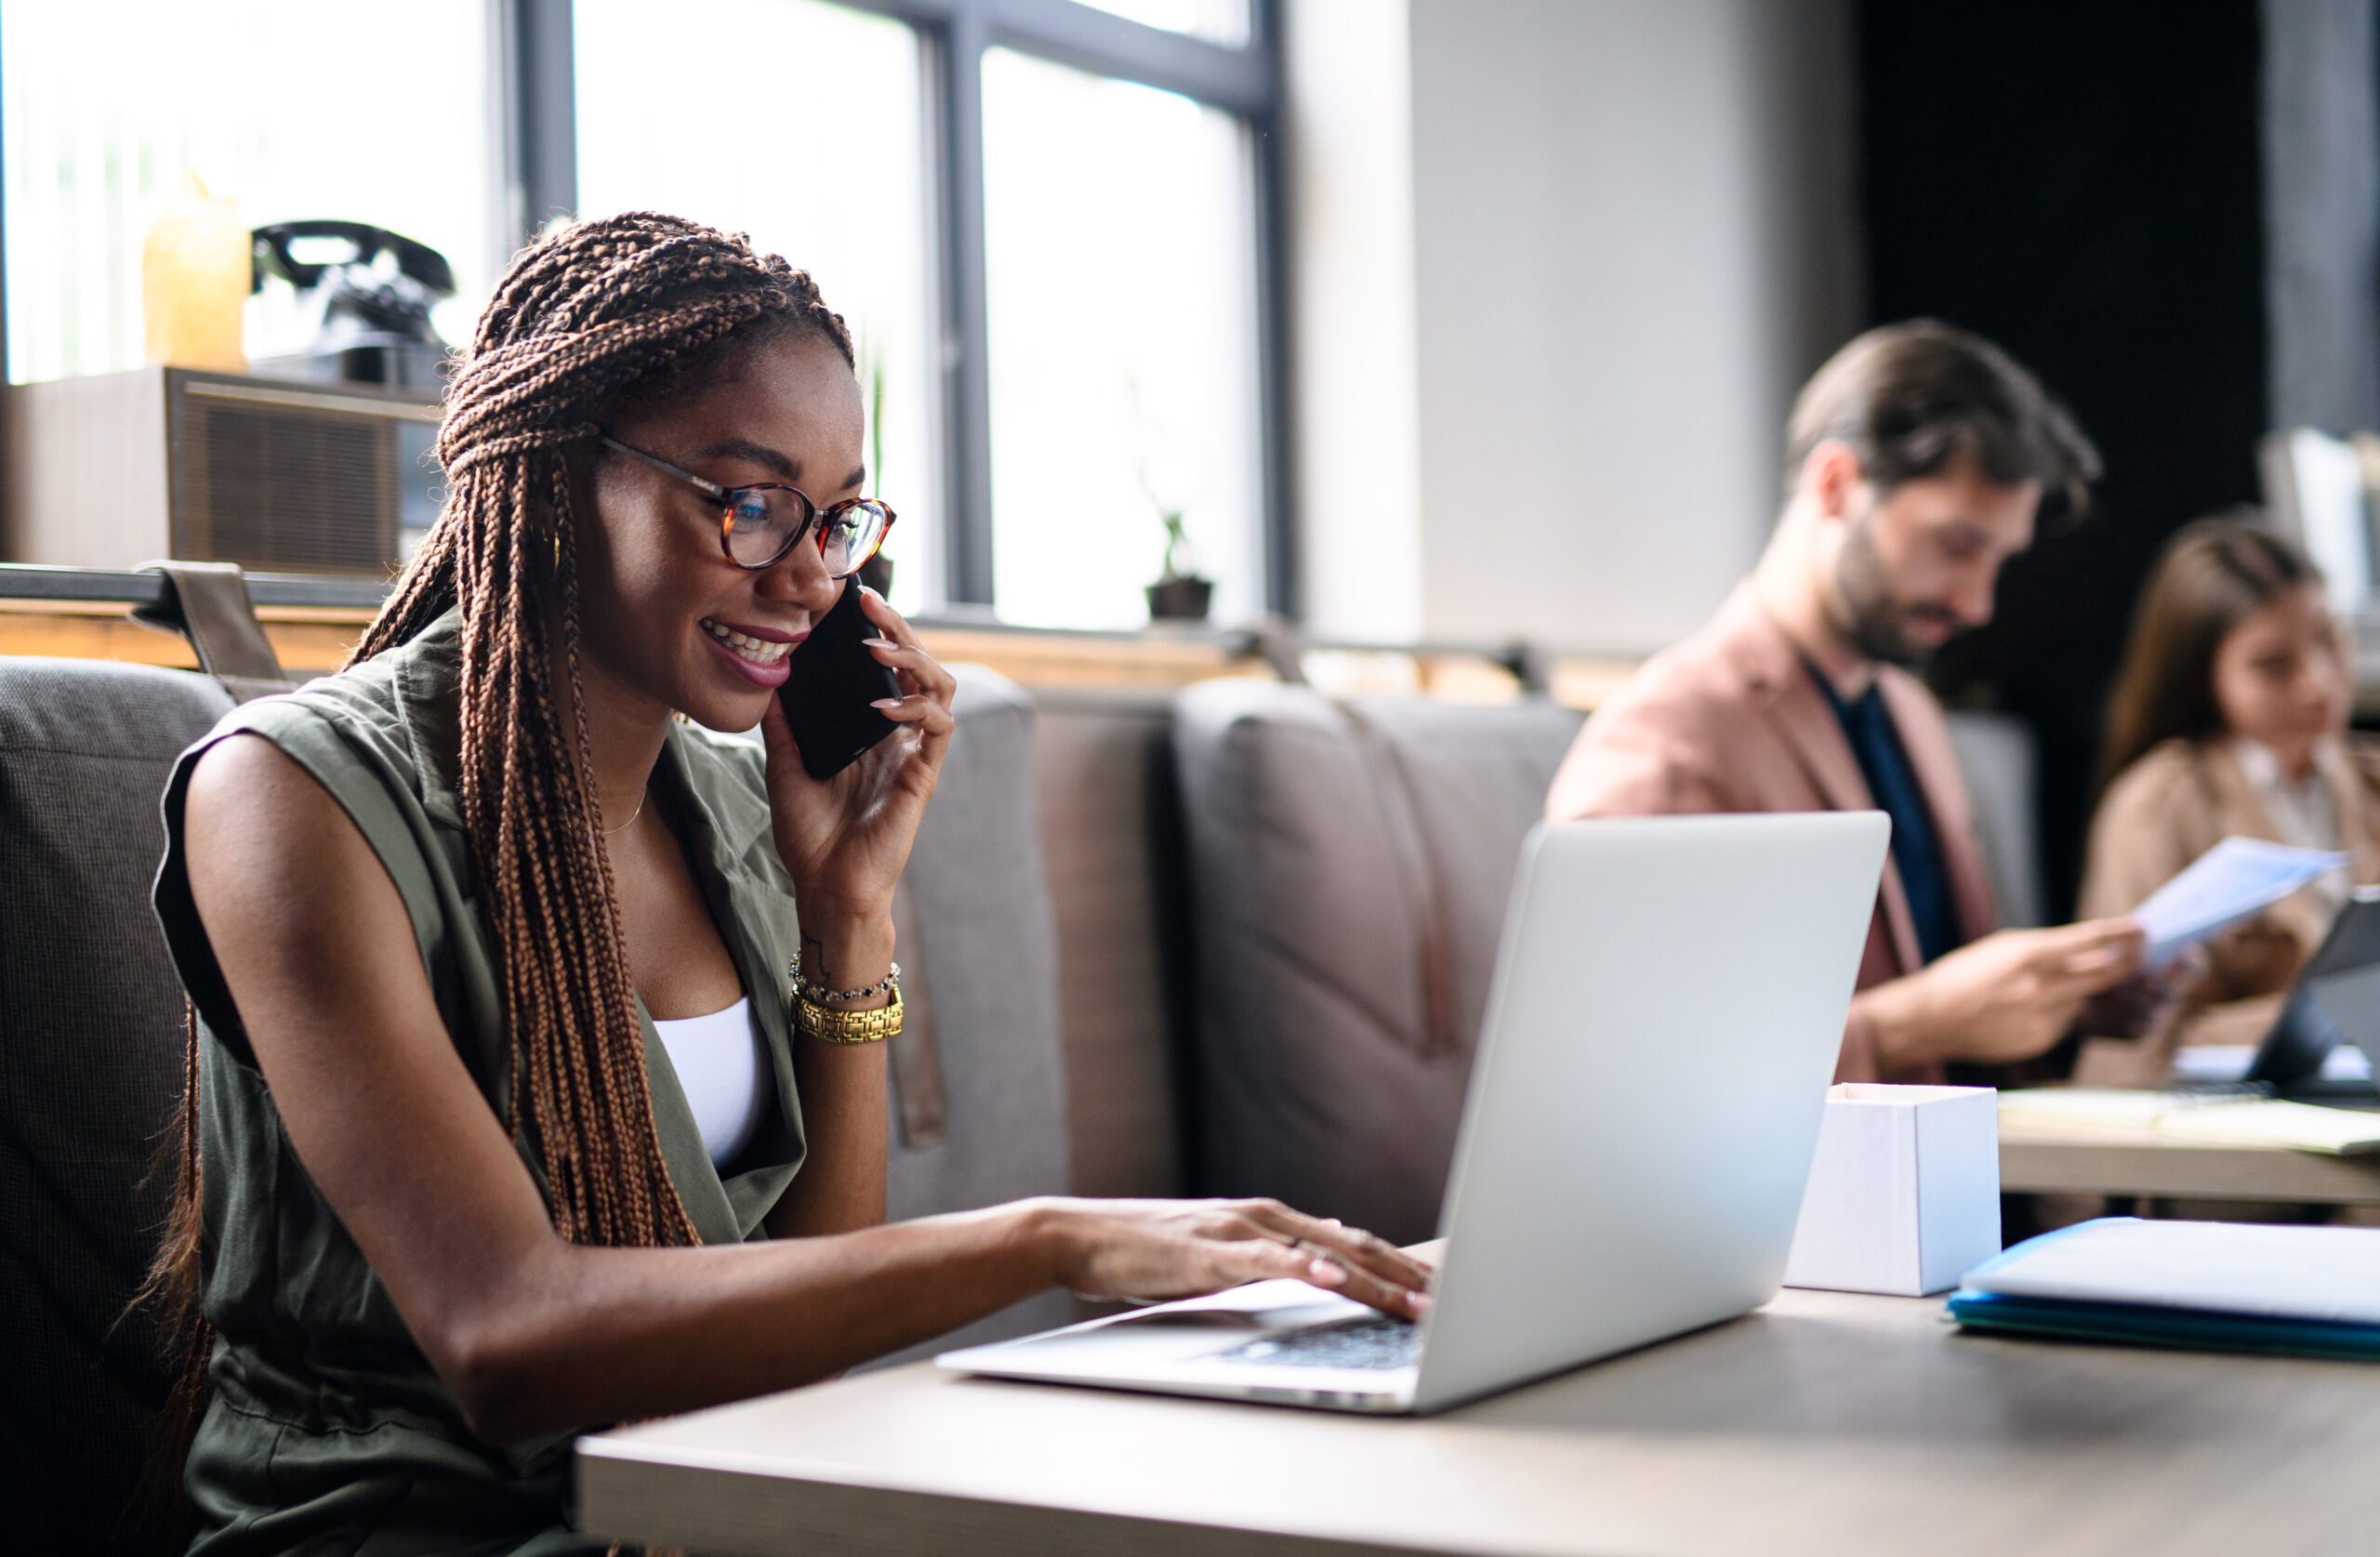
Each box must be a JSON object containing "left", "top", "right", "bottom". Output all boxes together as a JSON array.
[
  {"left": 0, "top": 658, "right": 233, "bottom": 1556},
  {"left": 1171, "top": 680, "right": 1585, "bottom": 1244}
]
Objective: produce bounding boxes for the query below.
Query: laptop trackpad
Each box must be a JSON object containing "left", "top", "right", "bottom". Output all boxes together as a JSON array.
[{"left": 994, "top": 1281, "right": 1368, "bottom": 1367}]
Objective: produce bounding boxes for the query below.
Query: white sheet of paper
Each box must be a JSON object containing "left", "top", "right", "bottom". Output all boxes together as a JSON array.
[
  {"left": 2152, "top": 1098, "right": 2380, "bottom": 1154},
  {"left": 2130, "top": 836, "right": 2344, "bottom": 965},
  {"left": 1998, "top": 1087, "right": 2380, "bottom": 1154}
]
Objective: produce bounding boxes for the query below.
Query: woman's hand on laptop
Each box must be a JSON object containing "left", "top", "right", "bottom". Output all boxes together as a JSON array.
[{"left": 1025, "top": 1197, "right": 1433, "bottom": 1321}]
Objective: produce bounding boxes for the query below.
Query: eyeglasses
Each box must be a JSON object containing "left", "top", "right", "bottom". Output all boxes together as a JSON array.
[{"left": 601, "top": 435, "right": 896, "bottom": 576}]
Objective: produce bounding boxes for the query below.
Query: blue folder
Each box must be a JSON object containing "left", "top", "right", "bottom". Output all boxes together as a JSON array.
[
  {"left": 1946, "top": 1288, "right": 2380, "bottom": 1360},
  {"left": 1945, "top": 1218, "right": 2380, "bottom": 1362}
]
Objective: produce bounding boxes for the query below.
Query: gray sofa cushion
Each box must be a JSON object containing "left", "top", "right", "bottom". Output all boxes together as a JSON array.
[
  {"left": 1173, "top": 680, "right": 1584, "bottom": 1243},
  {"left": 871, "top": 663, "right": 1073, "bottom": 1361},
  {"left": 0, "top": 658, "right": 234, "bottom": 1555}
]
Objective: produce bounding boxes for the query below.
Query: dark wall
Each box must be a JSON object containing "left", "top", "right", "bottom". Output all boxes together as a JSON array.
[{"left": 1858, "top": 0, "right": 2269, "bottom": 916}]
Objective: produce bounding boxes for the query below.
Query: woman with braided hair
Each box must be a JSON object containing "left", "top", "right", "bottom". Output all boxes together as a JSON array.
[{"left": 147, "top": 214, "right": 1428, "bottom": 1554}]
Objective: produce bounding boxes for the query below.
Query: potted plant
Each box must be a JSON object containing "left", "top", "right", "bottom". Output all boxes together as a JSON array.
[
  {"left": 1145, "top": 508, "right": 1212, "bottom": 622},
  {"left": 855, "top": 343, "right": 896, "bottom": 597},
  {"left": 1130, "top": 380, "right": 1212, "bottom": 623}
]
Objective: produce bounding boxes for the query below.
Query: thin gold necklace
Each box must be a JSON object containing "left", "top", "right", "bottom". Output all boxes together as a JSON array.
[{"left": 602, "top": 789, "right": 647, "bottom": 838}]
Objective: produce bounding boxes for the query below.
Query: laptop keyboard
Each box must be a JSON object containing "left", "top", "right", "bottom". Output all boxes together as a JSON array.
[{"left": 1212, "top": 1315, "right": 1421, "bottom": 1371}]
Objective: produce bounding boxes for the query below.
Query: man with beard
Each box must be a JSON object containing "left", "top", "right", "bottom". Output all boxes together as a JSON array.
[{"left": 1547, "top": 321, "right": 2152, "bottom": 1083}]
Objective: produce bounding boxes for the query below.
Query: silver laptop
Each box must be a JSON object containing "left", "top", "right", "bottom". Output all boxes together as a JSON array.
[{"left": 939, "top": 811, "right": 1890, "bottom": 1415}]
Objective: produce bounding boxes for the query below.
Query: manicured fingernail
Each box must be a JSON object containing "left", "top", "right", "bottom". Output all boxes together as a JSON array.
[
  {"left": 1408, "top": 1291, "right": 1432, "bottom": 1316},
  {"left": 862, "top": 637, "right": 897, "bottom": 649},
  {"left": 1307, "top": 1258, "right": 1348, "bottom": 1287},
  {"left": 870, "top": 699, "right": 904, "bottom": 710}
]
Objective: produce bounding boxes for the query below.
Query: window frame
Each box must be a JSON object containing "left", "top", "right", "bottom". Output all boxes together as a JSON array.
[
  {"left": 890, "top": 0, "right": 1288, "bottom": 618},
  {"left": 508, "top": 0, "right": 1288, "bottom": 617}
]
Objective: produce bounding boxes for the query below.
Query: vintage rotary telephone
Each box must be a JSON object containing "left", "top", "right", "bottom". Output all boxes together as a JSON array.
[{"left": 249, "top": 220, "right": 456, "bottom": 387}]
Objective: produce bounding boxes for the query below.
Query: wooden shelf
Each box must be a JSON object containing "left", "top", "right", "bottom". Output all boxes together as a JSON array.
[
  {"left": 0, "top": 600, "right": 1269, "bottom": 687},
  {"left": 0, "top": 566, "right": 1639, "bottom": 707},
  {"left": 909, "top": 624, "right": 1265, "bottom": 691},
  {"left": 0, "top": 599, "right": 367, "bottom": 676}
]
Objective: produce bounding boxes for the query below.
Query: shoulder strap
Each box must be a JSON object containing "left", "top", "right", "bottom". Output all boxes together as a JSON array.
[{"left": 132, "top": 561, "right": 296, "bottom": 703}]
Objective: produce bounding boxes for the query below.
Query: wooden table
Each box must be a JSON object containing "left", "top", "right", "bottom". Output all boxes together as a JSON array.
[
  {"left": 576, "top": 1285, "right": 2380, "bottom": 1557},
  {"left": 2000, "top": 1123, "right": 2380, "bottom": 1205}
]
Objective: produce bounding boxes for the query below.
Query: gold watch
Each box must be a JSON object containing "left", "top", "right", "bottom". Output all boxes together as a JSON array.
[{"left": 794, "top": 983, "right": 905, "bottom": 1045}]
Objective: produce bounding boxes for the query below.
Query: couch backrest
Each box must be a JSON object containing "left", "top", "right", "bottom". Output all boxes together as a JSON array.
[
  {"left": 0, "top": 658, "right": 233, "bottom": 1555},
  {"left": 1171, "top": 680, "right": 1584, "bottom": 1243}
]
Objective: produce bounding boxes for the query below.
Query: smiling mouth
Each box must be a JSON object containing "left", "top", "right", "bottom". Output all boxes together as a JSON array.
[{"left": 700, "top": 617, "right": 793, "bottom": 666}]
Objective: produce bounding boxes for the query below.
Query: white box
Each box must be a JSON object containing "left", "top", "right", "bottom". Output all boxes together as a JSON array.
[{"left": 1782, "top": 1084, "right": 2001, "bottom": 1297}]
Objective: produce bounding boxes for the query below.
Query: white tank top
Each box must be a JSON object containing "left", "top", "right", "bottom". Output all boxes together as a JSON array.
[{"left": 649, "top": 996, "right": 769, "bottom": 1167}]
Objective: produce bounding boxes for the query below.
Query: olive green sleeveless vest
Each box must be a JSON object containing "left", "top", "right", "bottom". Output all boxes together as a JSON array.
[{"left": 152, "top": 610, "right": 809, "bottom": 1555}]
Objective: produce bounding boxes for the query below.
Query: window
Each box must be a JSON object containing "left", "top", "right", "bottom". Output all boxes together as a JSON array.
[
  {"left": 0, "top": 0, "right": 1282, "bottom": 627},
  {"left": 982, "top": 46, "right": 1261, "bottom": 627},
  {"left": 574, "top": 0, "right": 938, "bottom": 614},
  {"left": 1, "top": 0, "right": 498, "bottom": 384}
]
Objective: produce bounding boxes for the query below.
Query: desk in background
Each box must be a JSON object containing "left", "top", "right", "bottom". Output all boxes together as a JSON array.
[
  {"left": 2001, "top": 1120, "right": 2380, "bottom": 1205},
  {"left": 578, "top": 1286, "right": 2380, "bottom": 1557}
]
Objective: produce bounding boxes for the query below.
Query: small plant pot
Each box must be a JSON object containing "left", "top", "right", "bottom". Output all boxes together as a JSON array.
[{"left": 1145, "top": 575, "right": 1213, "bottom": 622}]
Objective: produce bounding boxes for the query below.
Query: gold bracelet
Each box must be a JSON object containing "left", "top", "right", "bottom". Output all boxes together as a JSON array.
[{"left": 794, "top": 982, "right": 904, "bottom": 1045}]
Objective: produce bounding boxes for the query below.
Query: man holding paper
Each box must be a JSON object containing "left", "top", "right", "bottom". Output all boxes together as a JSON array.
[{"left": 1548, "top": 323, "right": 2160, "bottom": 1084}]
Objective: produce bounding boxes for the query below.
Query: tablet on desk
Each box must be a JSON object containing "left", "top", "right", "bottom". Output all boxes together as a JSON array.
[
  {"left": 2172, "top": 1044, "right": 2370, "bottom": 1086},
  {"left": 2243, "top": 888, "right": 2380, "bottom": 1097}
]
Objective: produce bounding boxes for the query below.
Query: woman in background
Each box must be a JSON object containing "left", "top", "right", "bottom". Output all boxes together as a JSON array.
[{"left": 2082, "top": 516, "right": 2380, "bottom": 1049}]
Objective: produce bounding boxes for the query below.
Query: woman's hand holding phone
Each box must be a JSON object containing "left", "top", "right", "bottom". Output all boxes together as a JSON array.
[{"left": 760, "top": 587, "right": 956, "bottom": 942}]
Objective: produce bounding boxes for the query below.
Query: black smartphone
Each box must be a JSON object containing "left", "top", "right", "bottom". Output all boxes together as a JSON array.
[{"left": 777, "top": 578, "right": 904, "bottom": 780}]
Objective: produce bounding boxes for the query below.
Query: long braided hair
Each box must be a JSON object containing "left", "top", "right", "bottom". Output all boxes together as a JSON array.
[
  {"left": 360, "top": 213, "right": 853, "bottom": 1244},
  {"left": 145, "top": 214, "right": 855, "bottom": 1470}
]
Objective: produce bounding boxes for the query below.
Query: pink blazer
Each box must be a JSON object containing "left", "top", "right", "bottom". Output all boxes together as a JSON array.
[{"left": 1546, "top": 584, "right": 1998, "bottom": 1083}]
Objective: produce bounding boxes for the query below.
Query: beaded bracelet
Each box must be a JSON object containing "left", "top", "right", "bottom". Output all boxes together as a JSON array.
[{"left": 788, "top": 954, "right": 902, "bottom": 1007}]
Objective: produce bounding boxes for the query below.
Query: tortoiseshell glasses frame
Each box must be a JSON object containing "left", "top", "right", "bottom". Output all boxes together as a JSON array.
[{"left": 601, "top": 434, "right": 896, "bottom": 576}]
